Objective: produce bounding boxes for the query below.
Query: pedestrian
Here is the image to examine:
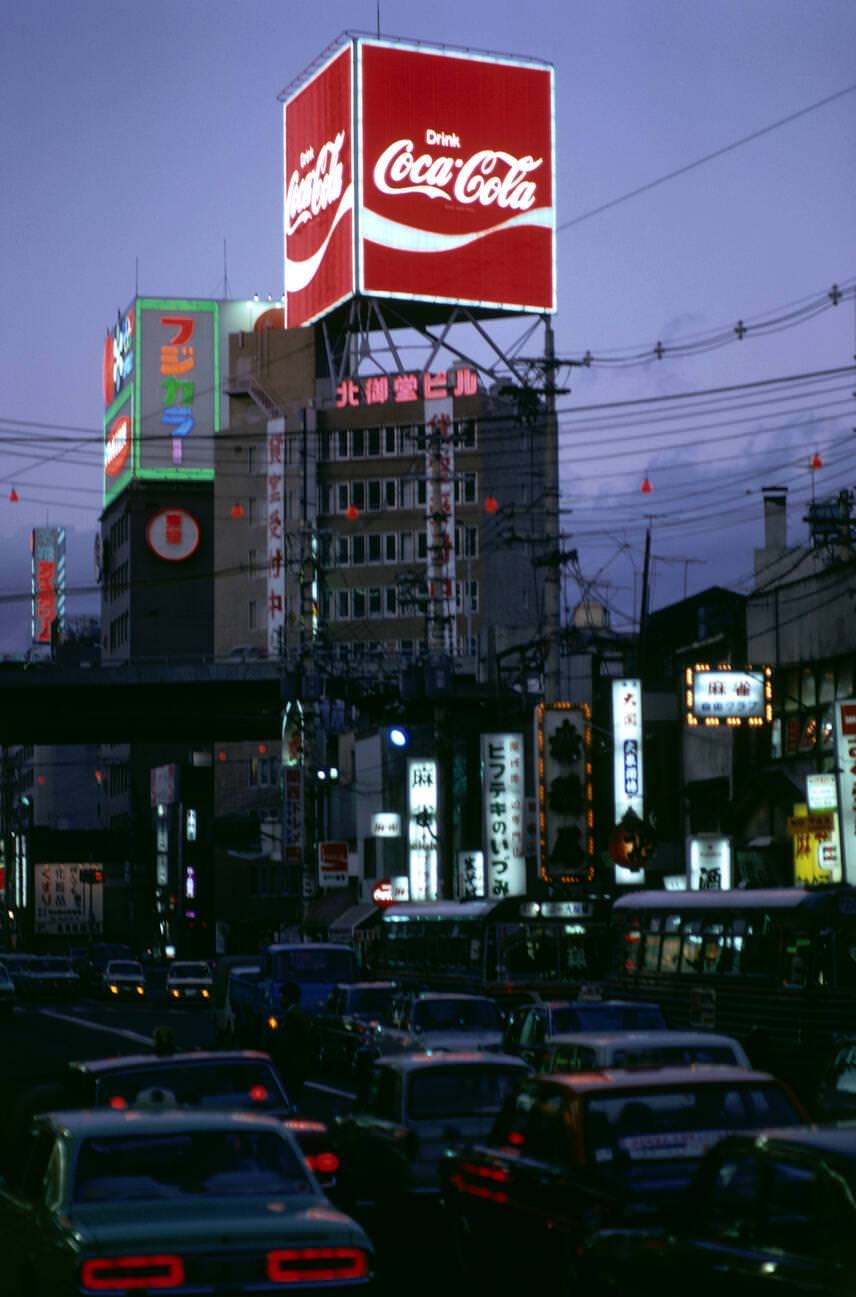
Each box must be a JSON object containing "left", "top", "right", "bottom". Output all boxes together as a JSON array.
[{"left": 270, "top": 981, "right": 314, "bottom": 1106}]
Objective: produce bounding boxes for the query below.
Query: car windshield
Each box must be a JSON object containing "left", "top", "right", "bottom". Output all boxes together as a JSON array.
[
  {"left": 413, "top": 999, "right": 501, "bottom": 1032},
  {"left": 409, "top": 1066, "right": 523, "bottom": 1120},
  {"left": 271, "top": 948, "right": 357, "bottom": 984},
  {"left": 585, "top": 1082, "right": 803, "bottom": 1163},
  {"left": 170, "top": 963, "right": 210, "bottom": 979},
  {"left": 72, "top": 1130, "right": 313, "bottom": 1201},
  {"left": 350, "top": 987, "right": 395, "bottom": 1016},
  {"left": 108, "top": 962, "right": 143, "bottom": 976},
  {"left": 95, "top": 1061, "right": 290, "bottom": 1111},
  {"left": 552, "top": 1003, "right": 666, "bottom": 1033}
]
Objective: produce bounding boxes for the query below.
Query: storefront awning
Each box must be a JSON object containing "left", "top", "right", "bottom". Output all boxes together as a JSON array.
[
  {"left": 329, "top": 904, "right": 380, "bottom": 942},
  {"left": 302, "top": 888, "right": 357, "bottom": 935}
]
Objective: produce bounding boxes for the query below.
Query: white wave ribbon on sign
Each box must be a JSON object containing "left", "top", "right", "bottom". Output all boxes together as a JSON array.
[
  {"left": 285, "top": 183, "right": 354, "bottom": 293},
  {"left": 360, "top": 204, "right": 553, "bottom": 254}
]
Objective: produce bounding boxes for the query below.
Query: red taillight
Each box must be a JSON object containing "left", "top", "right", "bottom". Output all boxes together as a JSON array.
[
  {"left": 248, "top": 1084, "right": 269, "bottom": 1102},
  {"left": 108, "top": 1095, "right": 128, "bottom": 1110},
  {"left": 267, "top": 1247, "right": 368, "bottom": 1284},
  {"left": 81, "top": 1255, "right": 184, "bottom": 1291},
  {"left": 305, "top": 1151, "right": 340, "bottom": 1175}
]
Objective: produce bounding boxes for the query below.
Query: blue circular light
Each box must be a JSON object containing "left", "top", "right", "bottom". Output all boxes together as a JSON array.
[{"left": 388, "top": 726, "right": 410, "bottom": 748}]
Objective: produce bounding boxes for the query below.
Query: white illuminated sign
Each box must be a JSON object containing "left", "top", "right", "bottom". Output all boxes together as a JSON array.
[
  {"left": 807, "top": 773, "right": 838, "bottom": 812},
  {"left": 834, "top": 700, "right": 856, "bottom": 885},
  {"left": 372, "top": 813, "right": 402, "bottom": 838},
  {"left": 612, "top": 679, "right": 643, "bottom": 821},
  {"left": 407, "top": 759, "right": 438, "bottom": 900},
  {"left": 480, "top": 733, "right": 526, "bottom": 898},
  {"left": 688, "top": 834, "right": 732, "bottom": 890},
  {"left": 456, "top": 850, "right": 485, "bottom": 900},
  {"left": 686, "top": 666, "right": 771, "bottom": 726}
]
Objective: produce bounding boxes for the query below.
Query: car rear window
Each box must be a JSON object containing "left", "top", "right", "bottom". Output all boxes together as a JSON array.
[
  {"left": 612, "top": 1044, "right": 741, "bottom": 1068},
  {"left": 73, "top": 1130, "right": 312, "bottom": 1201},
  {"left": 413, "top": 999, "right": 501, "bottom": 1032},
  {"left": 94, "top": 1062, "right": 290, "bottom": 1112},
  {"left": 408, "top": 1067, "right": 523, "bottom": 1120},
  {"left": 585, "top": 1082, "right": 803, "bottom": 1163}
]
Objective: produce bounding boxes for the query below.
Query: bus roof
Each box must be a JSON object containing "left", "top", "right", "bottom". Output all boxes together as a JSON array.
[
  {"left": 381, "top": 901, "right": 497, "bottom": 922},
  {"left": 612, "top": 887, "right": 840, "bottom": 911}
]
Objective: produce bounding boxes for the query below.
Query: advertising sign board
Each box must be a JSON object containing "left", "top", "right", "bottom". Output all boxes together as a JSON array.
[
  {"left": 317, "top": 840, "right": 349, "bottom": 888},
  {"left": 35, "top": 863, "right": 102, "bottom": 935},
  {"left": 31, "top": 527, "right": 65, "bottom": 645},
  {"left": 283, "top": 36, "right": 555, "bottom": 324},
  {"left": 685, "top": 665, "right": 772, "bottom": 726},
  {"left": 480, "top": 733, "right": 526, "bottom": 898},
  {"left": 535, "top": 702, "right": 594, "bottom": 885},
  {"left": 688, "top": 834, "right": 732, "bottom": 890},
  {"left": 407, "top": 758, "right": 438, "bottom": 901},
  {"left": 835, "top": 700, "right": 856, "bottom": 884}
]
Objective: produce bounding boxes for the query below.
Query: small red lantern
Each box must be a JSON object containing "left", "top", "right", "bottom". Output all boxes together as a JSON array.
[
  {"left": 640, "top": 477, "right": 653, "bottom": 495},
  {"left": 230, "top": 501, "right": 245, "bottom": 519},
  {"left": 8, "top": 488, "right": 19, "bottom": 502},
  {"left": 810, "top": 453, "right": 823, "bottom": 470},
  {"left": 484, "top": 494, "right": 499, "bottom": 514},
  {"left": 345, "top": 504, "right": 360, "bottom": 520}
]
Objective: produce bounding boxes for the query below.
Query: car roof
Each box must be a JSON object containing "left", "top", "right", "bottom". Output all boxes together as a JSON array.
[
  {"left": 539, "top": 1065, "right": 777, "bottom": 1093},
  {"left": 545, "top": 1030, "right": 743, "bottom": 1049},
  {"left": 338, "top": 981, "right": 397, "bottom": 990},
  {"left": 39, "top": 1107, "right": 290, "bottom": 1138},
  {"left": 374, "top": 1051, "right": 531, "bottom": 1072},
  {"left": 724, "top": 1127, "right": 856, "bottom": 1157},
  {"left": 69, "top": 1049, "right": 275, "bottom": 1075},
  {"left": 412, "top": 992, "right": 495, "bottom": 1002}
]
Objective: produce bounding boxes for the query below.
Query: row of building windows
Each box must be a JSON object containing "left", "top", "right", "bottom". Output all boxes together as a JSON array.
[
  {"left": 244, "top": 527, "right": 478, "bottom": 582},
  {"left": 319, "top": 580, "right": 478, "bottom": 622},
  {"left": 322, "top": 635, "right": 478, "bottom": 664},
  {"left": 318, "top": 473, "right": 479, "bottom": 516},
  {"left": 106, "top": 561, "right": 129, "bottom": 604},
  {"left": 318, "top": 420, "right": 477, "bottom": 462},
  {"left": 109, "top": 612, "right": 129, "bottom": 652},
  {"left": 108, "top": 515, "right": 129, "bottom": 552}
]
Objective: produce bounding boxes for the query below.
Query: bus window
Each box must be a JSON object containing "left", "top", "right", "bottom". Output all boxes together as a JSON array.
[
  {"left": 659, "top": 915, "right": 682, "bottom": 974},
  {"left": 782, "top": 934, "right": 812, "bottom": 988},
  {"left": 621, "top": 921, "right": 643, "bottom": 974},
  {"left": 702, "top": 922, "right": 725, "bottom": 974},
  {"left": 642, "top": 917, "right": 662, "bottom": 973},
  {"left": 680, "top": 920, "right": 703, "bottom": 974}
]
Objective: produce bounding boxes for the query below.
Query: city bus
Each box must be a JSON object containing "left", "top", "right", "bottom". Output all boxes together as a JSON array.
[
  {"left": 604, "top": 886, "right": 856, "bottom": 1099},
  {"left": 362, "top": 895, "right": 614, "bottom": 1004}
]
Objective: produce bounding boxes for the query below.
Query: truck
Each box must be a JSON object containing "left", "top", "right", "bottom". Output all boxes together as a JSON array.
[{"left": 227, "top": 941, "right": 358, "bottom": 1050}]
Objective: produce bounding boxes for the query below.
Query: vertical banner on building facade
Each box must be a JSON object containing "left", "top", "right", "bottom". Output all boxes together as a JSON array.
[
  {"left": 611, "top": 679, "right": 645, "bottom": 886},
  {"left": 455, "top": 850, "right": 485, "bottom": 900},
  {"left": 31, "top": 527, "right": 65, "bottom": 645},
  {"left": 407, "top": 758, "right": 438, "bottom": 900},
  {"left": 425, "top": 397, "right": 455, "bottom": 658},
  {"left": 136, "top": 298, "right": 219, "bottom": 477},
  {"left": 834, "top": 700, "right": 856, "bottom": 884},
  {"left": 536, "top": 702, "right": 594, "bottom": 885},
  {"left": 267, "top": 417, "right": 286, "bottom": 658},
  {"left": 480, "top": 734, "right": 526, "bottom": 898}
]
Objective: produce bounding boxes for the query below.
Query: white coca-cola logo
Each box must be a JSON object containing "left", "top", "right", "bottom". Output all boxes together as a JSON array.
[
  {"left": 373, "top": 136, "right": 542, "bottom": 210},
  {"left": 286, "top": 130, "right": 347, "bottom": 235}
]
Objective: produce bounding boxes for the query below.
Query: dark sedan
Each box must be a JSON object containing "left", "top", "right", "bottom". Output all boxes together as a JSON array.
[{"left": 578, "top": 1126, "right": 856, "bottom": 1294}]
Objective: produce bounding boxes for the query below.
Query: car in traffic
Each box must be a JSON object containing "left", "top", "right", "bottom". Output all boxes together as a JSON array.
[
  {"left": 14, "top": 1047, "right": 342, "bottom": 1192},
  {"left": 315, "top": 981, "right": 398, "bottom": 1075},
  {"left": 14, "top": 955, "right": 81, "bottom": 1001},
  {"left": 166, "top": 959, "right": 213, "bottom": 1006},
  {"left": 73, "top": 941, "right": 136, "bottom": 993},
  {"left": 812, "top": 1034, "right": 856, "bottom": 1121},
  {"left": 577, "top": 1126, "right": 856, "bottom": 1295},
  {"left": 502, "top": 997, "right": 668, "bottom": 1067},
  {"left": 0, "top": 961, "right": 16, "bottom": 1018},
  {"left": 212, "top": 954, "right": 262, "bottom": 1047},
  {"left": 370, "top": 991, "right": 505, "bottom": 1062},
  {"left": 332, "top": 1051, "right": 531, "bottom": 1205},
  {"left": 0, "top": 953, "right": 37, "bottom": 992},
  {"left": 0, "top": 1105, "right": 374, "bottom": 1297},
  {"left": 537, "top": 1029, "right": 752, "bottom": 1075},
  {"left": 102, "top": 958, "right": 146, "bottom": 999},
  {"left": 440, "top": 1064, "right": 810, "bottom": 1281}
]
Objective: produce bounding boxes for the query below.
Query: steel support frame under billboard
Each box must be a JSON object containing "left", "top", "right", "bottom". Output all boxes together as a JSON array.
[{"left": 317, "top": 295, "right": 536, "bottom": 390}]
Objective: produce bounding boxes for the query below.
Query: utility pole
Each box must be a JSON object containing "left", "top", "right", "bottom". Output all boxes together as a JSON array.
[
  {"left": 543, "top": 318, "right": 561, "bottom": 704},
  {"left": 424, "top": 402, "right": 455, "bottom": 899}
]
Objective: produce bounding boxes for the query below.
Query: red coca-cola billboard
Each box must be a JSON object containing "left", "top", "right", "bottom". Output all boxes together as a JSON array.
[
  {"left": 282, "top": 37, "right": 555, "bottom": 325},
  {"left": 283, "top": 43, "right": 354, "bottom": 327}
]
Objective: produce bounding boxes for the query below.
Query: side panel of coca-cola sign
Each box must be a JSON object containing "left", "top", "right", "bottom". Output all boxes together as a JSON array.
[
  {"left": 283, "top": 44, "right": 354, "bottom": 327},
  {"left": 358, "top": 40, "right": 555, "bottom": 314}
]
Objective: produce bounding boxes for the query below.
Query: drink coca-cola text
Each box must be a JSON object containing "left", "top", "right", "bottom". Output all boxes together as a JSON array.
[
  {"left": 286, "top": 129, "right": 346, "bottom": 235},
  {"left": 373, "top": 137, "right": 542, "bottom": 210}
]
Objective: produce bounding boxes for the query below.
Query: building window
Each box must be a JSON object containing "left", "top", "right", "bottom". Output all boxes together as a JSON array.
[
  {"left": 352, "top": 428, "right": 365, "bottom": 458},
  {"left": 352, "top": 535, "right": 365, "bottom": 565},
  {"left": 454, "top": 474, "right": 477, "bottom": 504},
  {"left": 247, "top": 446, "right": 257, "bottom": 474},
  {"left": 384, "top": 480, "right": 397, "bottom": 508},
  {"left": 385, "top": 533, "right": 397, "bottom": 562},
  {"left": 368, "top": 587, "right": 382, "bottom": 616},
  {"left": 336, "top": 535, "right": 349, "bottom": 566},
  {"left": 368, "top": 427, "right": 381, "bottom": 456},
  {"left": 336, "top": 590, "right": 350, "bottom": 620},
  {"left": 400, "top": 532, "right": 414, "bottom": 561},
  {"left": 248, "top": 600, "right": 257, "bottom": 629},
  {"left": 318, "top": 484, "right": 332, "bottom": 515},
  {"left": 337, "top": 483, "right": 349, "bottom": 513},
  {"left": 417, "top": 479, "right": 427, "bottom": 506},
  {"left": 368, "top": 480, "right": 381, "bottom": 511},
  {"left": 337, "top": 429, "right": 348, "bottom": 459},
  {"left": 368, "top": 533, "right": 382, "bottom": 563},
  {"left": 385, "top": 586, "right": 397, "bottom": 615},
  {"left": 457, "top": 418, "right": 477, "bottom": 449},
  {"left": 352, "top": 481, "right": 366, "bottom": 511},
  {"left": 247, "top": 548, "right": 257, "bottom": 578},
  {"left": 384, "top": 426, "right": 397, "bottom": 455},
  {"left": 352, "top": 589, "right": 366, "bottom": 619},
  {"left": 417, "top": 533, "right": 428, "bottom": 560}
]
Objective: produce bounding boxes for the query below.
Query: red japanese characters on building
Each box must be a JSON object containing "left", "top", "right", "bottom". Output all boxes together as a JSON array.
[
  {"left": 335, "top": 366, "right": 478, "bottom": 408},
  {"left": 31, "top": 528, "right": 65, "bottom": 646},
  {"left": 283, "top": 37, "right": 555, "bottom": 325}
]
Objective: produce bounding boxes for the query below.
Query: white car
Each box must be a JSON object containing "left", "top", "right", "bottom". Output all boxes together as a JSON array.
[
  {"left": 537, "top": 1028, "right": 752, "bottom": 1074},
  {"left": 166, "top": 959, "right": 213, "bottom": 1005},
  {"left": 333, "top": 1050, "right": 531, "bottom": 1202},
  {"left": 102, "top": 959, "right": 146, "bottom": 1000}
]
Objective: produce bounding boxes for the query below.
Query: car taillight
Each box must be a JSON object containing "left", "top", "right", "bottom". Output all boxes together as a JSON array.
[
  {"left": 305, "top": 1151, "right": 340, "bottom": 1176},
  {"left": 266, "top": 1247, "right": 369, "bottom": 1284},
  {"left": 81, "top": 1254, "right": 184, "bottom": 1291}
]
